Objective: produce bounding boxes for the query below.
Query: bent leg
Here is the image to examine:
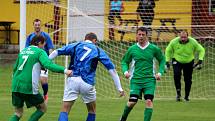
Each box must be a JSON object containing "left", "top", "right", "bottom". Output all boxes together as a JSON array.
[
  {"left": 144, "top": 95, "right": 154, "bottom": 121},
  {"left": 28, "top": 102, "right": 47, "bottom": 121}
]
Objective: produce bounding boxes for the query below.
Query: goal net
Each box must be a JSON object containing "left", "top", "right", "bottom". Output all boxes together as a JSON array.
[{"left": 25, "top": 0, "right": 215, "bottom": 100}]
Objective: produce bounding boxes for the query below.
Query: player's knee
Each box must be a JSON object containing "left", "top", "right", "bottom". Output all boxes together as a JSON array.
[
  {"left": 128, "top": 94, "right": 138, "bottom": 107},
  {"left": 15, "top": 109, "right": 23, "bottom": 118},
  {"left": 37, "top": 103, "right": 47, "bottom": 113},
  {"left": 144, "top": 94, "right": 154, "bottom": 108}
]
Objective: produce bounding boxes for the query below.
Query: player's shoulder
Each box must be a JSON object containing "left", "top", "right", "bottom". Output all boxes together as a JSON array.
[{"left": 148, "top": 43, "right": 161, "bottom": 50}]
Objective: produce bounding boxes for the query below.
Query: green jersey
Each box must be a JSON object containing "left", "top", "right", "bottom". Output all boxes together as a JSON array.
[
  {"left": 165, "top": 36, "right": 205, "bottom": 63},
  {"left": 121, "top": 43, "right": 165, "bottom": 80},
  {"left": 12, "top": 46, "right": 65, "bottom": 94}
]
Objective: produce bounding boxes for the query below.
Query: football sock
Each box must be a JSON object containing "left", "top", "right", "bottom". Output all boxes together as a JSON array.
[
  {"left": 9, "top": 114, "right": 20, "bottom": 121},
  {"left": 86, "top": 113, "right": 95, "bottom": 121},
  {"left": 42, "top": 83, "right": 48, "bottom": 96},
  {"left": 28, "top": 109, "right": 44, "bottom": 121},
  {"left": 58, "top": 112, "right": 68, "bottom": 121},
  {"left": 121, "top": 105, "right": 133, "bottom": 120},
  {"left": 144, "top": 108, "right": 153, "bottom": 121}
]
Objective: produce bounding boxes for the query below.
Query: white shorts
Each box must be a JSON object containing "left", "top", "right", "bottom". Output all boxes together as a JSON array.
[
  {"left": 63, "top": 76, "right": 96, "bottom": 103},
  {"left": 40, "top": 69, "right": 48, "bottom": 77}
]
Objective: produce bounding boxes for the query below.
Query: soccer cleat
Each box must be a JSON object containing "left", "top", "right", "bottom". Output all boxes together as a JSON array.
[
  {"left": 44, "top": 94, "right": 48, "bottom": 103},
  {"left": 119, "top": 116, "right": 126, "bottom": 121},
  {"left": 176, "top": 95, "right": 181, "bottom": 102},
  {"left": 184, "top": 98, "right": 190, "bottom": 102}
]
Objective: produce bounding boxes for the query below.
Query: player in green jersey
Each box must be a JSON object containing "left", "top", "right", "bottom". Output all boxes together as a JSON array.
[
  {"left": 9, "top": 35, "right": 72, "bottom": 121},
  {"left": 165, "top": 31, "right": 205, "bottom": 101},
  {"left": 119, "top": 27, "right": 165, "bottom": 121}
]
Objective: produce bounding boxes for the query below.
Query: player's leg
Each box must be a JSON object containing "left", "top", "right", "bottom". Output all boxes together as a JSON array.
[
  {"left": 86, "top": 101, "right": 96, "bottom": 121},
  {"left": 120, "top": 81, "right": 141, "bottom": 121},
  {"left": 40, "top": 69, "right": 48, "bottom": 102},
  {"left": 26, "top": 93, "right": 46, "bottom": 121},
  {"left": 9, "top": 92, "right": 24, "bottom": 121},
  {"left": 172, "top": 59, "right": 183, "bottom": 101},
  {"left": 183, "top": 60, "right": 194, "bottom": 101},
  {"left": 9, "top": 107, "right": 23, "bottom": 121},
  {"left": 143, "top": 95, "right": 154, "bottom": 121},
  {"left": 80, "top": 77, "right": 96, "bottom": 121},
  {"left": 58, "top": 77, "right": 79, "bottom": 121},
  {"left": 143, "top": 79, "right": 155, "bottom": 121}
]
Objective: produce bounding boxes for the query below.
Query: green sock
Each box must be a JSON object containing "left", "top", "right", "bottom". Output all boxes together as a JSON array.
[
  {"left": 9, "top": 115, "right": 20, "bottom": 121},
  {"left": 28, "top": 110, "right": 44, "bottom": 121},
  {"left": 144, "top": 108, "right": 153, "bottom": 121},
  {"left": 121, "top": 105, "right": 133, "bottom": 120}
]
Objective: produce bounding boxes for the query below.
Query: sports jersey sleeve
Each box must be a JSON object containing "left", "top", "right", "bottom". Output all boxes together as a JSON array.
[
  {"left": 44, "top": 33, "right": 54, "bottom": 50},
  {"left": 121, "top": 47, "right": 132, "bottom": 74},
  {"left": 25, "top": 34, "right": 32, "bottom": 47},
  {"left": 13, "top": 54, "right": 20, "bottom": 74},
  {"left": 98, "top": 48, "right": 115, "bottom": 70},
  {"left": 57, "top": 43, "right": 77, "bottom": 56},
  {"left": 39, "top": 50, "right": 65, "bottom": 73},
  {"left": 196, "top": 43, "right": 205, "bottom": 60},
  {"left": 165, "top": 39, "right": 175, "bottom": 62},
  {"left": 155, "top": 47, "right": 166, "bottom": 75}
]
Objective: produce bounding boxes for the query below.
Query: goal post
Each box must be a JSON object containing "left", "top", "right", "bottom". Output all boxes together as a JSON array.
[{"left": 22, "top": 0, "right": 215, "bottom": 100}]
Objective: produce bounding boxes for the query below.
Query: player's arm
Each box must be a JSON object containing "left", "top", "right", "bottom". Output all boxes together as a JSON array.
[
  {"left": 121, "top": 48, "right": 132, "bottom": 78},
  {"left": 195, "top": 43, "right": 205, "bottom": 61},
  {"left": 39, "top": 50, "right": 70, "bottom": 75},
  {"left": 44, "top": 33, "right": 54, "bottom": 54},
  {"left": 12, "top": 54, "right": 20, "bottom": 74},
  {"left": 155, "top": 46, "right": 166, "bottom": 78},
  {"left": 49, "top": 43, "right": 76, "bottom": 59},
  {"left": 98, "top": 48, "right": 124, "bottom": 96},
  {"left": 25, "top": 34, "right": 31, "bottom": 48}
]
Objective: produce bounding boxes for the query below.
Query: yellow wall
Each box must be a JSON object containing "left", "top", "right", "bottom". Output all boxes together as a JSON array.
[
  {"left": 104, "top": 0, "right": 192, "bottom": 41},
  {"left": 0, "top": 1, "right": 56, "bottom": 44},
  {"left": 0, "top": 1, "right": 20, "bottom": 44}
]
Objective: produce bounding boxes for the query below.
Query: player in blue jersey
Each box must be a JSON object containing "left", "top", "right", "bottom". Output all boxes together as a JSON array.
[
  {"left": 49, "top": 32, "right": 125, "bottom": 121},
  {"left": 25, "top": 19, "right": 54, "bottom": 102}
]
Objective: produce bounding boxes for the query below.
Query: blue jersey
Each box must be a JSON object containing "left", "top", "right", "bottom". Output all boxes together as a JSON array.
[
  {"left": 25, "top": 31, "right": 54, "bottom": 55},
  {"left": 57, "top": 41, "right": 115, "bottom": 85}
]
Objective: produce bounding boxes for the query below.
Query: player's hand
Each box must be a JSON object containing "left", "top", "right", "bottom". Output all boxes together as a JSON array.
[
  {"left": 155, "top": 73, "right": 161, "bottom": 81},
  {"left": 124, "top": 71, "right": 131, "bottom": 79},
  {"left": 119, "top": 90, "right": 125, "bottom": 97},
  {"left": 193, "top": 60, "right": 202, "bottom": 70},
  {"left": 65, "top": 70, "right": 73, "bottom": 76}
]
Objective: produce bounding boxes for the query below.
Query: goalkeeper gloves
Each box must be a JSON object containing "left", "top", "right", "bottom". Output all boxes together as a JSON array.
[{"left": 193, "top": 60, "right": 202, "bottom": 70}]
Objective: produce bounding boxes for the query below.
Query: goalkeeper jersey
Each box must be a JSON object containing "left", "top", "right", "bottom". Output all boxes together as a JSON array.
[
  {"left": 165, "top": 36, "right": 205, "bottom": 63},
  {"left": 121, "top": 42, "right": 165, "bottom": 80},
  {"left": 12, "top": 46, "right": 65, "bottom": 94}
]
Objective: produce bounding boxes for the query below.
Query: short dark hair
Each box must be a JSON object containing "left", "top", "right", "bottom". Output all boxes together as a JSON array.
[
  {"left": 33, "top": 18, "right": 41, "bottom": 24},
  {"left": 85, "top": 32, "right": 97, "bottom": 41},
  {"left": 30, "top": 35, "right": 45, "bottom": 46},
  {"left": 136, "top": 27, "right": 148, "bottom": 35}
]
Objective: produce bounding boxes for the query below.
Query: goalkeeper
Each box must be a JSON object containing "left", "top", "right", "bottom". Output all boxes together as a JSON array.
[
  {"left": 9, "top": 35, "right": 72, "bottom": 121},
  {"left": 165, "top": 31, "right": 205, "bottom": 101},
  {"left": 119, "top": 27, "right": 165, "bottom": 121}
]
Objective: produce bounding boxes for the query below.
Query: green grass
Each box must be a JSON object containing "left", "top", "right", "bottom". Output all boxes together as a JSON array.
[
  {"left": 1, "top": 41, "right": 215, "bottom": 121},
  {"left": 1, "top": 59, "right": 215, "bottom": 121}
]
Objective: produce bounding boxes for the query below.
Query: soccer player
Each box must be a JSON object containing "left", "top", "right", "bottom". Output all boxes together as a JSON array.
[
  {"left": 165, "top": 31, "right": 205, "bottom": 101},
  {"left": 49, "top": 32, "right": 125, "bottom": 121},
  {"left": 25, "top": 18, "right": 54, "bottom": 102},
  {"left": 119, "top": 27, "right": 165, "bottom": 121},
  {"left": 9, "top": 35, "right": 72, "bottom": 121}
]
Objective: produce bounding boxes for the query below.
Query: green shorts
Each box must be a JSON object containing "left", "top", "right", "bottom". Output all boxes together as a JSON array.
[
  {"left": 12, "top": 92, "right": 44, "bottom": 108},
  {"left": 130, "top": 78, "right": 156, "bottom": 98}
]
